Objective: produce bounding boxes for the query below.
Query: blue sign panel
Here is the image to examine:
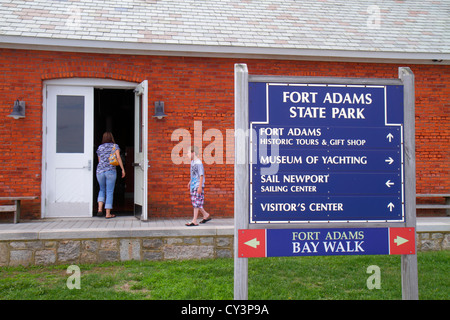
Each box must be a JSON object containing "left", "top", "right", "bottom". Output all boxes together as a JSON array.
[
  {"left": 253, "top": 172, "right": 402, "bottom": 196},
  {"left": 266, "top": 228, "right": 389, "bottom": 257},
  {"left": 253, "top": 195, "right": 402, "bottom": 222},
  {"left": 249, "top": 82, "right": 404, "bottom": 223},
  {"left": 254, "top": 149, "right": 401, "bottom": 172}
]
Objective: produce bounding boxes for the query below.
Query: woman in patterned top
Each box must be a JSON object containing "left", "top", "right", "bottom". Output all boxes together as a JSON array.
[{"left": 96, "top": 132, "right": 125, "bottom": 219}]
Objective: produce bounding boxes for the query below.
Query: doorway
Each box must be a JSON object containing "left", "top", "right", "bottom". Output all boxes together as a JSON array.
[
  {"left": 43, "top": 79, "right": 148, "bottom": 220},
  {"left": 93, "top": 88, "right": 135, "bottom": 216}
]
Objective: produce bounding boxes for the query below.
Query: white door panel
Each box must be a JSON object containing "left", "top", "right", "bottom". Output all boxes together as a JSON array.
[
  {"left": 45, "top": 86, "right": 93, "bottom": 218},
  {"left": 134, "top": 80, "right": 148, "bottom": 220}
]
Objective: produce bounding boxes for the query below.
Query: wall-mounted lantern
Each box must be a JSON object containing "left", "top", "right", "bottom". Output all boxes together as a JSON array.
[
  {"left": 7, "top": 99, "right": 25, "bottom": 119},
  {"left": 153, "top": 101, "right": 167, "bottom": 119}
]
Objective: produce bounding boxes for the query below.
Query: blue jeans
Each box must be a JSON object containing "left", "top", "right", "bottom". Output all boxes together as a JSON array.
[{"left": 96, "top": 170, "right": 117, "bottom": 209}]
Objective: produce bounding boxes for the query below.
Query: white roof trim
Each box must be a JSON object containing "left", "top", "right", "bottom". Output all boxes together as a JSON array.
[
  {"left": 0, "top": 35, "right": 448, "bottom": 65},
  {"left": 44, "top": 78, "right": 138, "bottom": 88}
]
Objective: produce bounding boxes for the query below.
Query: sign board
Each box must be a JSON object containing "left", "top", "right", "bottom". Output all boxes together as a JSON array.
[
  {"left": 238, "top": 227, "right": 415, "bottom": 258},
  {"left": 249, "top": 82, "right": 405, "bottom": 223},
  {"left": 234, "top": 64, "right": 418, "bottom": 300}
]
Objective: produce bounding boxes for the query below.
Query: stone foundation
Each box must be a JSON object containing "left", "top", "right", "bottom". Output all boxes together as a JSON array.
[
  {"left": 0, "top": 232, "right": 448, "bottom": 267},
  {"left": 417, "top": 232, "right": 450, "bottom": 252},
  {"left": 0, "top": 235, "right": 234, "bottom": 267}
]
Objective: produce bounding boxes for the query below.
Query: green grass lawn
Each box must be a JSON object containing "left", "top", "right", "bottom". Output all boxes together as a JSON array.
[{"left": 0, "top": 251, "right": 448, "bottom": 300}]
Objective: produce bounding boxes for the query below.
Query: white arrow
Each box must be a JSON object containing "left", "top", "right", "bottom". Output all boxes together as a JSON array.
[
  {"left": 244, "top": 238, "right": 260, "bottom": 249},
  {"left": 394, "top": 236, "right": 409, "bottom": 246},
  {"left": 387, "top": 202, "right": 395, "bottom": 212},
  {"left": 385, "top": 157, "right": 394, "bottom": 165},
  {"left": 385, "top": 180, "right": 394, "bottom": 188},
  {"left": 386, "top": 133, "right": 394, "bottom": 142}
]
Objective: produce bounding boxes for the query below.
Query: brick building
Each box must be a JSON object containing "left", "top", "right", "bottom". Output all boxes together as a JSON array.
[{"left": 0, "top": 0, "right": 448, "bottom": 221}]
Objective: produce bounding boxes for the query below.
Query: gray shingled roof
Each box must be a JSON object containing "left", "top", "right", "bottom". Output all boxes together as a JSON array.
[{"left": 0, "top": 0, "right": 449, "bottom": 62}]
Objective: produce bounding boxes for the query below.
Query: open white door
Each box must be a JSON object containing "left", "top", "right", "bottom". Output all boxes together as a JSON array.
[
  {"left": 45, "top": 86, "right": 94, "bottom": 217},
  {"left": 133, "top": 80, "right": 148, "bottom": 220}
]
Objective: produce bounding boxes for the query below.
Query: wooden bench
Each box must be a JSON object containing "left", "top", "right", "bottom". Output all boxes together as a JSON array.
[
  {"left": 0, "top": 196, "right": 38, "bottom": 223},
  {"left": 416, "top": 194, "right": 450, "bottom": 216}
]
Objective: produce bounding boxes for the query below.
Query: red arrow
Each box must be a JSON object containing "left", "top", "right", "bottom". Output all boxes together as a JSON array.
[
  {"left": 389, "top": 228, "right": 415, "bottom": 255},
  {"left": 238, "top": 229, "right": 266, "bottom": 258}
]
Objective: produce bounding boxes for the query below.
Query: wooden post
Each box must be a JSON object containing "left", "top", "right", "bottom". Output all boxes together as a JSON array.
[
  {"left": 399, "top": 67, "right": 419, "bottom": 300},
  {"left": 234, "top": 63, "right": 249, "bottom": 300},
  {"left": 14, "top": 200, "right": 20, "bottom": 224}
]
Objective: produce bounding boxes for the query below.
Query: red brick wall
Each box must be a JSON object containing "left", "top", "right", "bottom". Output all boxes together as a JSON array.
[{"left": 0, "top": 48, "right": 448, "bottom": 219}]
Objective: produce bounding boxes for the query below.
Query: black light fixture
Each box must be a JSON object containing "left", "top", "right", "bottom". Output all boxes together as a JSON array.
[
  {"left": 153, "top": 101, "right": 167, "bottom": 119},
  {"left": 8, "top": 99, "right": 25, "bottom": 119}
]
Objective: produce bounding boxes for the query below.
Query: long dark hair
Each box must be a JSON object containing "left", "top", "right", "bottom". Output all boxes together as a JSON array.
[{"left": 101, "top": 132, "right": 115, "bottom": 144}]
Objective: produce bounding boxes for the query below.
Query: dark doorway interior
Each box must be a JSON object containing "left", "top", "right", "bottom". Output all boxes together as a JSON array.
[{"left": 93, "top": 88, "right": 135, "bottom": 216}]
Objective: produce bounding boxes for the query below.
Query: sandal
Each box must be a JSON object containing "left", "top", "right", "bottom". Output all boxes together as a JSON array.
[
  {"left": 200, "top": 217, "right": 212, "bottom": 224},
  {"left": 185, "top": 222, "right": 198, "bottom": 226},
  {"left": 105, "top": 214, "right": 116, "bottom": 219}
]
